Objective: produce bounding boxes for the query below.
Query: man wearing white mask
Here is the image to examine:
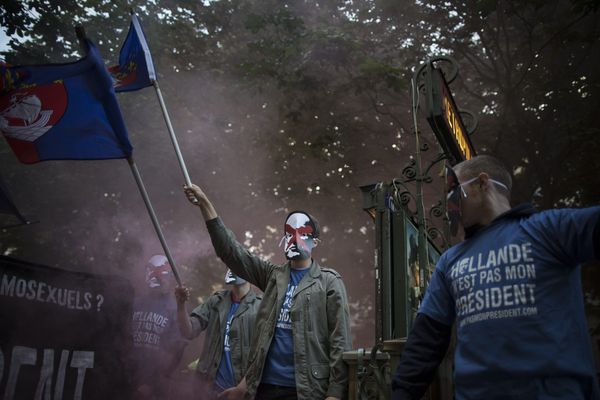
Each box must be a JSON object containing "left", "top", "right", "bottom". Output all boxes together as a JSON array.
[
  {"left": 175, "top": 269, "right": 261, "bottom": 398},
  {"left": 183, "top": 183, "right": 352, "bottom": 400}
]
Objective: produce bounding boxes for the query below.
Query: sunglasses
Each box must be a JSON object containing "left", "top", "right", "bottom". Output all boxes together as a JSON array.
[
  {"left": 447, "top": 176, "right": 479, "bottom": 199},
  {"left": 445, "top": 165, "right": 509, "bottom": 236},
  {"left": 446, "top": 168, "right": 508, "bottom": 200}
]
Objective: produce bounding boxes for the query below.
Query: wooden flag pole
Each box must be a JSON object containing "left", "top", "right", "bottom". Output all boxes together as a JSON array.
[
  {"left": 75, "top": 25, "right": 183, "bottom": 285},
  {"left": 127, "top": 156, "right": 183, "bottom": 286},
  {"left": 127, "top": 10, "right": 196, "bottom": 200},
  {"left": 152, "top": 81, "right": 196, "bottom": 191}
]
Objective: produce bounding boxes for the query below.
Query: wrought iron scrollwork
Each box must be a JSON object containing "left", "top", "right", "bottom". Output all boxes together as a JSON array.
[
  {"left": 355, "top": 344, "right": 391, "bottom": 400},
  {"left": 423, "top": 153, "right": 447, "bottom": 177},
  {"left": 397, "top": 191, "right": 413, "bottom": 207},
  {"left": 401, "top": 159, "right": 417, "bottom": 182},
  {"left": 427, "top": 226, "right": 448, "bottom": 249},
  {"left": 429, "top": 200, "right": 444, "bottom": 219},
  {"left": 392, "top": 153, "right": 449, "bottom": 248}
]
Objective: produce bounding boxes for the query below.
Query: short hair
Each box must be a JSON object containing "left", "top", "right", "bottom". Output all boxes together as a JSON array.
[{"left": 454, "top": 155, "right": 512, "bottom": 195}]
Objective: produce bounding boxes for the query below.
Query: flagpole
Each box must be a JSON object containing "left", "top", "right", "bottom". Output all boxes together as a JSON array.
[
  {"left": 75, "top": 25, "right": 183, "bottom": 285},
  {"left": 127, "top": 156, "right": 183, "bottom": 286},
  {"left": 123, "top": 11, "right": 197, "bottom": 201},
  {"left": 153, "top": 79, "right": 199, "bottom": 204},
  {"left": 152, "top": 80, "right": 194, "bottom": 188}
]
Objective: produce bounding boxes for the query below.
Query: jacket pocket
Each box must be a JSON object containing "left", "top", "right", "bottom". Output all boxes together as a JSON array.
[{"left": 310, "top": 363, "right": 330, "bottom": 380}]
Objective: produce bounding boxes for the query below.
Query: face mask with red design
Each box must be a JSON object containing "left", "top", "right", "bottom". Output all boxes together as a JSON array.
[
  {"left": 280, "top": 211, "right": 320, "bottom": 261},
  {"left": 145, "top": 255, "right": 171, "bottom": 288}
]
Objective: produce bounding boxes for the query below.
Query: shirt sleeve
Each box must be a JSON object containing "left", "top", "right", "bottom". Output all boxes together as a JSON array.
[
  {"left": 418, "top": 255, "right": 455, "bottom": 326},
  {"left": 189, "top": 298, "right": 213, "bottom": 338},
  {"left": 523, "top": 206, "right": 600, "bottom": 266},
  {"left": 391, "top": 313, "right": 452, "bottom": 400},
  {"left": 205, "top": 217, "right": 277, "bottom": 291}
]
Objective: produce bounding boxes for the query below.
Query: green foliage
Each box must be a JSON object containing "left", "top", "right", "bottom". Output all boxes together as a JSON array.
[
  {"left": 358, "top": 58, "right": 405, "bottom": 92},
  {"left": 244, "top": 10, "right": 304, "bottom": 34}
]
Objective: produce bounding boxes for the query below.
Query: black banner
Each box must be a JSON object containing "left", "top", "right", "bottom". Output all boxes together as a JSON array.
[{"left": 0, "top": 255, "right": 134, "bottom": 399}]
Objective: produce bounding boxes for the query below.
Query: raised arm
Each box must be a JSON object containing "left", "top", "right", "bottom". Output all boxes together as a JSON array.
[
  {"left": 184, "top": 183, "right": 277, "bottom": 291},
  {"left": 184, "top": 183, "right": 218, "bottom": 221},
  {"left": 523, "top": 206, "right": 600, "bottom": 265},
  {"left": 174, "top": 286, "right": 194, "bottom": 339}
]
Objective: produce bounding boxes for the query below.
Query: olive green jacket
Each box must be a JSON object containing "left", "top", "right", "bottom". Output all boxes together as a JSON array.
[
  {"left": 206, "top": 217, "right": 352, "bottom": 400},
  {"left": 190, "top": 289, "right": 261, "bottom": 386}
]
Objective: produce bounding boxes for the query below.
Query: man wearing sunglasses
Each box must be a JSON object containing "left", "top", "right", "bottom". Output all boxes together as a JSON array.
[{"left": 392, "top": 155, "right": 600, "bottom": 400}]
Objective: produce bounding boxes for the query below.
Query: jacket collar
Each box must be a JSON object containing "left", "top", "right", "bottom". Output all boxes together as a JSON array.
[
  {"left": 240, "top": 289, "right": 258, "bottom": 304},
  {"left": 308, "top": 258, "right": 322, "bottom": 278},
  {"left": 292, "top": 259, "right": 321, "bottom": 298},
  {"left": 233, "top": 290, "right": 258, "bottom": 318},
  {"left": 215, "top": 289, "right": 257, "bottom": 307}
]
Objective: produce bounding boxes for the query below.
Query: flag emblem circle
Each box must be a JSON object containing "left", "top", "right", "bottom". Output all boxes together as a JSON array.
[{"left": 0, "top": 81, "right": 67, "bottom": 143}]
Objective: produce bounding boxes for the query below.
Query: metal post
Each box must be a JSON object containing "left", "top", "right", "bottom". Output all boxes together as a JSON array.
[
  {"left": 411, "top": 74, "right": 432, "bottom": 292},
  {"left": 153, "top": 81, "right": 192, "bottom": 186},
  {"left": 128, "top": 156, "right": 182, "bottom": 286}
]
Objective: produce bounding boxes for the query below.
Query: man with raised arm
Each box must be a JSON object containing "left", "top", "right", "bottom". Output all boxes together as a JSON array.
[{"left": 183, "top": 183, "right": 351, "bottom": 400}]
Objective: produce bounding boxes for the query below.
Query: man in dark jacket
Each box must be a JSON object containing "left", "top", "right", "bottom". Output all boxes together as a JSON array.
[
  {"left": 183, "top": 183, "right": 352, "bottom": 400},
  {"left": 392, "top": 155, "right": 600, "bottom": 399},
  {"left": 175, "top": 269, "right": 261, "bottom": 398}
]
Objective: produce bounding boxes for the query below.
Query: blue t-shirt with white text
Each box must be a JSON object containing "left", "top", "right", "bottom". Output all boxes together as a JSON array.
[
  {"left": 215, "top": 301, "right": 240, "bottom": 390},
  {"left": 261, "top": 267, "right": 310, "bottom": 387},
  {"left": 420, "top": 206, "right": 600, "bottom": 399},
  {"left": 131, "top": 293, "right": 181, "bottom": 383}
]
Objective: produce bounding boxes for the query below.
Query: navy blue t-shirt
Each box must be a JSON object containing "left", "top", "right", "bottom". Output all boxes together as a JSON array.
[
  {"left": 215, "top": 301, "right": 240, "bottom": 390},
  {"left": 131, "top": 292, "right": 181, "bottom": 383},
  {"left": 420, "top": 206, "right": 600, "bottom": 399},
  {"left": 261, "top": 266, "right": 310, "bottom": 387}
]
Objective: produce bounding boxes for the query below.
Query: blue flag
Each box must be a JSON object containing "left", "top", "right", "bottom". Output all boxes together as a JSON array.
[
  {"left": 0, "top": 40, "right": 133, "bottom": 164},
  {"left": 109, "top": 13, "right": 156, "bottom": 92}
]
